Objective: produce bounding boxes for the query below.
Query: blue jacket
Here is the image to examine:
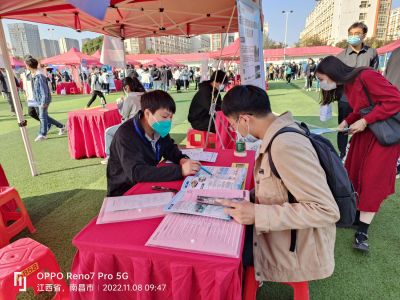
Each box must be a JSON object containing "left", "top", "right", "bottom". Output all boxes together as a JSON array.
[{"left": 32, "top": 71, "right": 51, "bottom": 105}]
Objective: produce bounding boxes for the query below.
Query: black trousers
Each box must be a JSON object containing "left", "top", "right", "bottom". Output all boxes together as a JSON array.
[
  {"left": 87, "top": 90, "right": 106, "bottom": 107},
  {"left": 337, "top": 100, "right": 353, "bottom": 158},
  {"left": 28, "top": 106, "right": 40, "bottom": 121},
  {"left": 286, "top": 74, "right": 292, "bottom": 83},
  {"left": 3, "top": 92, "right": 15, "bottom": 113}
]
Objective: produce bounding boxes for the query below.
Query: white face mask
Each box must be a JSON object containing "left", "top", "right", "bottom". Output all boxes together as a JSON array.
[
  {"left": 236, "top": 118, "right": 258, "bottom": 143},
  {"left": 320, "top": 80, "right": 337, "bottom": 91},
  {"left": 219, "top": 84, "right": 225, "bottom": 91}
]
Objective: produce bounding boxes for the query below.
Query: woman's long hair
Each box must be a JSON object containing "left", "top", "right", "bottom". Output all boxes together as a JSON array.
[
  {"left": 316, "top": 56, "right": 371, "bottom": 105},
  {"left": 123, "top": 76, "right": 145, "bottom": 93}
]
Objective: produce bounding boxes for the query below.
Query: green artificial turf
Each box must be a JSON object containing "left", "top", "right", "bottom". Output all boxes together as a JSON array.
[{"left": 0, "top": 80, "right": 399, "bottom": 299}]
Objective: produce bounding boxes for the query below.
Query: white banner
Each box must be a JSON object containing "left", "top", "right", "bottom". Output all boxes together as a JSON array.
[
  {"left": 200, "top": 57, "right": 209, "bottom": 82},
  {"left": 101, "top": 35, "right": 126, "bottom": 68},
  {"left": 236, "top": 0, "right": 265, "bottom": 89}
]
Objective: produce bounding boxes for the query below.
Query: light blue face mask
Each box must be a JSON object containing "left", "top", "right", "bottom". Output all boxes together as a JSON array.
[
  {"left": 236, "top": 117, "right": 259, "bottom": 143},
  {"left": 151, "top": 115, "right": 172, "bottom": 138},
  {"left": 348, "top": 35, "right": 362, "bottom": 46}
]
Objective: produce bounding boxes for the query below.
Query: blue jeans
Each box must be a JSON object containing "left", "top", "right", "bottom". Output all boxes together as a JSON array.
[
  {"left": 105, "top": 124, "right": 121, "bottom": 157},
  {"left": 39, "top": 104, "right": 63, "bottom": 136}
]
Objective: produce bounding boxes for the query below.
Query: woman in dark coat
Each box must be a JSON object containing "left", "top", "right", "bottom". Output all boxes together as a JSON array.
[{"left": 316, "top": 56, "right": 400, "bottom": 252}]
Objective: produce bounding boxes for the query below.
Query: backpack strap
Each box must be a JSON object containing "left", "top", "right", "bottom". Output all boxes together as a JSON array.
[
  {"left": 359, "top": 78, "right": 375, "bottom": 107},
  {"left": 266, "top": 124, "right": 310, "bottom": 252}
]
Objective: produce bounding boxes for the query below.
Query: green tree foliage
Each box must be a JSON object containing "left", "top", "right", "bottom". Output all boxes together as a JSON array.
[
  {"left": 335, "top": 39, "right": 348, "bottom": 48},
  {"left": 263, "top": 36, "right": 285, "bottom": 49},
  {"left": 82, "top": 36, "right": 104, "bottom": 54},
  {"left": 299, "top": 35, "right": 326, "bottom": 47}
]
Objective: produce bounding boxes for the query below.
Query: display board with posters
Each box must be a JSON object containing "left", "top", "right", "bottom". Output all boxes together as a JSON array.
[{"left": 236, "top": 0, "right": 265, "bottom": 89}]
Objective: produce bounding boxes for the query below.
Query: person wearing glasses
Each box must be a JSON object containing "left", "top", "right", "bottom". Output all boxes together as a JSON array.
[{"left": 336, "top": 22, "right": 378, "bottom": 161}]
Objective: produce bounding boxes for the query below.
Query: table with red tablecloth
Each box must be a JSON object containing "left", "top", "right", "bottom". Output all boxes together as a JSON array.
[
  {"left": 56, "top": 82, "right": 80, "bottom": 95},
  {"left": 70, "top": 149, "right": 255, "bottom": 300},
  {"left": 67, "top": 104, "right": 121, "bottom": 159}
]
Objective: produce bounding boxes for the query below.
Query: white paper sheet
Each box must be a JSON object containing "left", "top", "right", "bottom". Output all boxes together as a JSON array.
[
  {"left": 146, "top": 213, "right": 244, "bottom": 258},
  {"left": 96, "top": 193, "right": 174, "bottom": 224}
]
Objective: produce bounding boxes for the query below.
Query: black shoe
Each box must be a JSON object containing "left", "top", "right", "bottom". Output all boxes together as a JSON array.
[{"left": 353, "top": 232, "right": 369, "bottom": 252}]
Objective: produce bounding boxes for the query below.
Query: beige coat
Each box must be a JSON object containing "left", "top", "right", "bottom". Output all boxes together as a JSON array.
[{"left": 253, "top": 112, "right": 340, "bottom": 283}]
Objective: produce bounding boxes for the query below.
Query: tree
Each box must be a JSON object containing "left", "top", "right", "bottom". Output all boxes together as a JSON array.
[
  {"left": 143, "top": 49, "right": 155, "bottom": 54},
  {"left": 364, "top": 37, "right": 394, "bottom": 49},
  {"left": 82, "top": 36, "right": 103, "bottom": 54},
  {"left": 263, "top": 36, "right": 285, "bottom": 49},
  {"left": 335, "top": 39, "right": 348, "bottom": 48},
  {"left": 299, "top": 35, "right": 326, "bottom": 47}
]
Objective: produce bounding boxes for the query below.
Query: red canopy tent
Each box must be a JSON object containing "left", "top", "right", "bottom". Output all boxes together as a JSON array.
[
  {"left": 263, "top": 46, "right": 342, "bottom": 61},
  {"left": 209, "top": 38, "right": 240, "bottom": 59},
  {"left": 91, "top": 50, "right": 101, "bottom": 59},
  {"left": 41, "top": 47, "right": 100, "bottom": 66},
  {"left": 0, "top": 0, "right": 240, "bottom": 176},
  {"left": 10, "top": 56, "right": 25, "bottom": 67},
  {"left": 377, "top": 39, "right": 400, "bottom": 55}
]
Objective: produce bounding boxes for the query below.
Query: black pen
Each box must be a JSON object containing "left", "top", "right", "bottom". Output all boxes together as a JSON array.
[{"left": 151, "top": 186, "right": 178, "bottom": 193}]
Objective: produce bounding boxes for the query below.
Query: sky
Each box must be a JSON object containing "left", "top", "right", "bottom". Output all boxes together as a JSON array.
[{"left": 2, "top": 0, "right": 400, "bottom": 48}]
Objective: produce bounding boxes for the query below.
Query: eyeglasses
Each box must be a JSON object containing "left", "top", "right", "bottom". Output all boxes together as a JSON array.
[{"left": 348, "top": 33, "right": 364, "bottom": 37}]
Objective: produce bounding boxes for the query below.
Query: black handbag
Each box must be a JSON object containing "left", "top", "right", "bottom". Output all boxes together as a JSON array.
[{"left": 359, "top": 79, "right": 400, "bottom": 146}]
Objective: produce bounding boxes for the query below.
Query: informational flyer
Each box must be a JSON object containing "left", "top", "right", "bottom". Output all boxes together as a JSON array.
[
  {"left": 164, "top": 189, "right": 249, "bottom": 220},
  {"left": 146, "top": 213, "right": 244, "bottom": 258},
  {"left": 237, "top": 0, "right": 265, "bottom": 89},
  {"left": 181, "top": 166, "right": 247, "bottom": 190},
  {"left": 96, "top": 192, "right": 174, "bottom": 224}
]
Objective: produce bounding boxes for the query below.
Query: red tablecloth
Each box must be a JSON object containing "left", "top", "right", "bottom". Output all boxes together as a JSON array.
[
  {"left": 215, "top": 111, "right": 236, "bottom": 150},
  {"left": 70, "top": 149, "right": 255, "bottom": 300},
  {"left": 56, "top": 82, "right": 80, "bottom": 95},
  {"left": 67, "top": 104, "right": 121, "bottom": 159}
]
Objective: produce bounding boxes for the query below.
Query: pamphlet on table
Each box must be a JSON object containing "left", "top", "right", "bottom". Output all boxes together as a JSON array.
[
  {"left": 166, "top": 148, "right": 218, "bottom": 163},
  {"left": 96, "top": 192, "right": 174, "bottom": 224},
  {"left": 181, "top": 166, "right": 247, "bottom": 190},
  {"left": 165, "top": 189, "right": 249, "bottom": 220},
  {"left": 146, "top": 213, "right": 244, "bottom": 258}
]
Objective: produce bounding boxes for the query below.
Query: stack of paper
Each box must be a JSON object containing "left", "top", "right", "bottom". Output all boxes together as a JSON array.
[
  {"left": 146, "top": 213, "right": 244, "bottom": 258},
  {"left": 96, "top": 192, "right": 174, "bottom": 224}
]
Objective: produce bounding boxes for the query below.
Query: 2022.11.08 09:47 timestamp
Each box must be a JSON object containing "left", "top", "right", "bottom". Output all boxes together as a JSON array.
[{"left": 102, "top": 283, "right": 167, "bottom": 292}]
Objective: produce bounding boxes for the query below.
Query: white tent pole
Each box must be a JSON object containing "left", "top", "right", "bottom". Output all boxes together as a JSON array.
[{"left": 0, "top": 18, "right": 38, "bottom": 176}]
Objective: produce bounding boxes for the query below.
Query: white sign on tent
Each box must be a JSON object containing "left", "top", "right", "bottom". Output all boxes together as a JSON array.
[
  {"left": 236, "top": 0, "right": 265, "bottom": 89},
  {"left": 101, "top": 35, "right": 126, "bottom": 68}
]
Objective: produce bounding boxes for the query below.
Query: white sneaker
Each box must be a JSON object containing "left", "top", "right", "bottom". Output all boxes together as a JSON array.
[
  {"left": 58, "top": 126, "right": 67, "bottom": 135},
  {"left": 34, "top": 135, "right": 47, "bottom": 142}
]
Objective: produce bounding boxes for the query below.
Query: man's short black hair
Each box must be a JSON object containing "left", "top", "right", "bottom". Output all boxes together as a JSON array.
[
  {"left": 210, "top": 70, "right": 228, "bottom": 84},
  {"left": 222, "top": 85, "right": 272, "bottom": 118},
  {"left": 25, "top": 56, "right": 39, "bottom": 69},
  {"left": 348, "top": 22, "right": 368, "bottom": 34},
  {"left": 141, "top": 90, "right": 176, "bottom": 114}
]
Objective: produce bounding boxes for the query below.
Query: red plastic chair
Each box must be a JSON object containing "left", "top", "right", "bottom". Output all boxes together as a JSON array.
[
  {"left": 0, "top": 187, "right": 36, "bottom": 248},
  {"left": 0, "top": 164, "right": 17, "bottom": 222},
  {"left": 186, "top": 129, "right": 216, "bottom": 149},
  {"left": 243, "top": 266, "right": 310, "bottom": 300},
  {"left": 0, "top": 238, "right": 69, "bottom": 299},
  {"left": 0, "top": 164, "right": 9, "bottom": 187}
]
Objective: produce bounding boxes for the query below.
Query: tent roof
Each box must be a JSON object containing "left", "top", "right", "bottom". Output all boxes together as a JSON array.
[
  {"left": 126, "top": 52, "right": 209, "bottom": 64},
  {"left": 264, "top": 46, "right": 342, "bottom": 60},
  {"left": 92, "top": 50, "right": 101, "bottom": 59},
  {"left": 209, "top": 38, "right": 240, "bottom": 59},
  {"left": 377, "top": 39, "right": 400, "bottom": 54},
  {"left": 0, "top": 0, "right": 238, "bottom": 38},
  {"left": 41, "top": 47, "right": 100, "bottom": 65},
  {"left": 10, "top": 56, "right": 25, "bottom": 67}
]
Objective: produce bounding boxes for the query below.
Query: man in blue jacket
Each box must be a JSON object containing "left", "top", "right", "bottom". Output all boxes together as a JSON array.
[{"left": 25, "top": 56, "right": 66, "bottom": 142}]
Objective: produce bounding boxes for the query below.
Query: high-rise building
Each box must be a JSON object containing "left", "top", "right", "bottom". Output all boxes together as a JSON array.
[
  {"left": 41, "top": 39, "right": 60, "bottom": 58},
  {"left": 387, "top": 7, "right": 400, "bottom": 40},
  {"left": 209, "top": 33, "right": 239, "bottom": 51},
  {"left": 124, "top": 38, "right": 146, "bottom": 54},
  {"left": 59, "top": 37, "right": 80, "bottom": 53},
  {"left": 8, "top": 23, "right": 43, "bottom": 58},
  {"left": 300, "top": 0, "right": 392, "bottom": 45},
  {"left": 190, "top": 35, "right": 211, "bottom": 52},
  {"left": 144, "top": 36, "right": 192, "bottom": 54},
  {"left": 81, "top": 38, "right": 91, "bottom": 49}
]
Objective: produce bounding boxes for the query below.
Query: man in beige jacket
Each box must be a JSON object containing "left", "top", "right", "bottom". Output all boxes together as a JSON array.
[{"left": 219, "top": 85, "right": 340, "bottom": 283}]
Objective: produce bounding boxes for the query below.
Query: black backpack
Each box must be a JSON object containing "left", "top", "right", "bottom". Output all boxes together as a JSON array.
[{"left": 267, "top": 122, "right": 357, "bottom": 252}]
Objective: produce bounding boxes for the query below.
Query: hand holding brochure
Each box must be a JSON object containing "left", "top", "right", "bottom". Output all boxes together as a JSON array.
[{"left": 164, "top": 189, "right": 249, "bottom": 220}]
